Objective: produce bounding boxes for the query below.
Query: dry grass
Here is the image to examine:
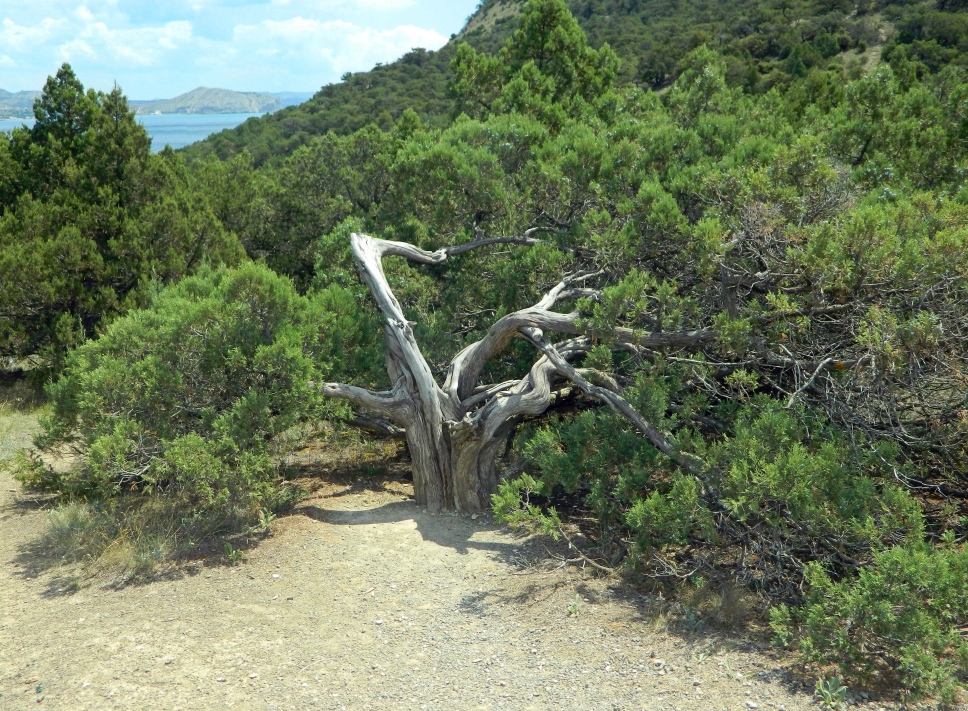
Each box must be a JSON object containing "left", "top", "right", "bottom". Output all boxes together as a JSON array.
[
  {"left": 20, "top": 418, "right": 406, "bottom": 582},
  {"left": 683, "top": 579, "right": 758, "bottom": 630},
  {"left": 0, "top": 380, "right": 45, "bottom": 462},
  {"left": 458, "top": 0, "right": 522, "bottom": 39},
  {"left": 36, "top": 491, "right": 265, "bottom": 581},
  {"left": 44, "top": 502, "right": 118, "bottom": 563}
]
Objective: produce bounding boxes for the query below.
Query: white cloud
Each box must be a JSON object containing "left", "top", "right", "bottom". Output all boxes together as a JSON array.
[
  {"left": 354, "top": 0, "right": 415, "bottom": 8},
  {"left": 266, "top": 0, "right": 413, "bottom": 9},
  {"left": 59, "top": 39, "right": 97, "bottom": 61},
  {"left": 336, "top": 24, "right": 444, "bottom": 71},
  {"left": 235, "top": 16, "right": 353, "bottom": 43},
  {"left": 57, "top": 20, "right": 193, "bottom": 66},
  {"left": 17, "top": 12, "right": 192, "bottom": 68},
  {"left": 232, "top": 16, "right": 445, "bottom": 75},
  {"left": 0, "top": 18, "right": 59, "bottom": 51},
  {"left": 188, "top": 0, "right": 221, "bottom": 11},
  {"left": 0, "top": 55, "right": 15, "bottom": 68}
]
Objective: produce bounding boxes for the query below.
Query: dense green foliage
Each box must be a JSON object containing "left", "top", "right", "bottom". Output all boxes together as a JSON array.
[
  {"left": 453, "top": 0, "right": 620, "bottom": 125},
  {"left": 185, "top": 0, "right": 968, "bottom": 165},
  {"left": 772, "top": 540, "right": 968, "bottom": 704},
  {"left": 0, "top": 65, "right": 242, "bottom": 372},
  {"left": 8, "top": 0, "right": 968, "bottom": 700},
  {"left": 18, "top": 264, "right": 329, "bottom": 524},
  {"left": 184, "top": 48, "right": 458, "bottom": 166}
]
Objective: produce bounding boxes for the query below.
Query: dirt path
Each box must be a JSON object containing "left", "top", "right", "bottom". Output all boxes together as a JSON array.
[{"left": 1, "top": 468, "right": 832, "bottom": 711}]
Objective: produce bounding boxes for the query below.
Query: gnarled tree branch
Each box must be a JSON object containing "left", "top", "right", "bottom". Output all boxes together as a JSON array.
[
  {"left": 314, "top": 232, "right": 728, "bottom": 512},
  {"left": 520, "top": 327, "right": 724, "bottom": 507},
  {"left": 314, "top": 378, "right": 412, "bottom": 426}
]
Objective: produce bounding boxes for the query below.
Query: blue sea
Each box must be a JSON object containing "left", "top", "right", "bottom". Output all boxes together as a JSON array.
[{"left": 0, "top": 112, "right": 259, "bottom": 152}]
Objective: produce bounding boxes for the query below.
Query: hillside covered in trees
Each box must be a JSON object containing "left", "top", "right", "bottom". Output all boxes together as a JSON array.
[
  {"left": 185, "top": 0, "right": 968, "bottom": 165},
  {"left": 3, "top": 0, "right": 968, "bottom": 703}
]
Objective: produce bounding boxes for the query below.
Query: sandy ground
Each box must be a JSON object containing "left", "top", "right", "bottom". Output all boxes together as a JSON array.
[{"left": 0, "top": 465, "right": 888, "bottom": 711}]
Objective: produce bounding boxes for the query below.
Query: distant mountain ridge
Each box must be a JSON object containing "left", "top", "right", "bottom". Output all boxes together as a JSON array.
[
  {"left": 1, "top": 86, "right": 313, "bottom": 120},
  {"left": 132, "top": 87, "right": 283, "bottom": 115},
  {"left": 0, "top": 89, "right": 42, "bottom": 119}
]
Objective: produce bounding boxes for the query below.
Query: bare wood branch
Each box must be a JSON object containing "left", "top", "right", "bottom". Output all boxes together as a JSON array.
[
  {"left": 461, "top": 380, "right": 521, "bottom": 410},
  {"left": 443, "top": 236, "right": 547, "bottom": 256},
  {"left": 546, "top": 527, "right": 615, "bottom": 574},
  {"left": 520, "top": 327, "right": 724, "bottom": 506},
  {"left": 372, "top": 229, "right": 560, "bottom": 264},
  {"left": 609, "top": 327, "right": 717, "bottom": 350},
  {"left": 345, "top": 416, "right": 407, "bottom": 439},
  {"left": 785, "top": 357, "right": 835, "bottom": 408},
  {"left": 314, "top": 380, "right": 412, "bottom": 426},
  {"left": 443, "top": 272, "right": 601, "bottom": 404}
]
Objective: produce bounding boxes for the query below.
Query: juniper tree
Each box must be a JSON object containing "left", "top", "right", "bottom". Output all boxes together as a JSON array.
[{"left": 0, "top": 65, "right": 242, "bottom": 370}]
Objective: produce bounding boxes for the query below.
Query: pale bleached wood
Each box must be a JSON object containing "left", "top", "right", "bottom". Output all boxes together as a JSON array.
[{"left": 315, "top": 232, "right": 715, "bottom": 512}]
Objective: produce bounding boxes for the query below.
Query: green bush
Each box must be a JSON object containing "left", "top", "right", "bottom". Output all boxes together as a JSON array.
[
  {"left": 18, "top": 262, "right": 332, "bottom": 527},
  {"left": 500, "top": 396, "right": 965, "bottom": 700},
  {"left": 502, "top": 395, "right": 923, "bottom": 575},
  {"left": 0, "top": 65, "right": 243, "bottom": 370},
  {"left": 709, "top": 403, "right": 925, "bottom": 552},
  {"left": 772, "top": 540, "right": 968, "bottom": 704}
]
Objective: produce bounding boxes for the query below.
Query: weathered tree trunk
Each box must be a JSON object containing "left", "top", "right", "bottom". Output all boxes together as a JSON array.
[
  {"left": 447, "top": 419, "right": 506, "bottom": 512},
  {"left": 397, "top": 414, "right": 507, "bottom": 512},
  {"left": 318, "top": 232, "right": 720, "bottom": 513}
]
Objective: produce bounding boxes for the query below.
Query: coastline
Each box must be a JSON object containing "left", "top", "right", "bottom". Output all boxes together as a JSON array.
[{"left": 0, "top": 113, "right": 262, "bottom": 152}]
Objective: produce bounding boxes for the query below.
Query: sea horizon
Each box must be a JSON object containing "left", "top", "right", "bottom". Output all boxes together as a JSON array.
[{"left": 0, "top": 112, "right": 259, "bottom": 152}]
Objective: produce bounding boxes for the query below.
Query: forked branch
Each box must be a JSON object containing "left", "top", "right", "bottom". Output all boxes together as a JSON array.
[
  {"left": 520, "top": 327, "right": 724, "bottom": 507},
  {"left": 314, "top": 232, "right": 726, "bottom": 512}
]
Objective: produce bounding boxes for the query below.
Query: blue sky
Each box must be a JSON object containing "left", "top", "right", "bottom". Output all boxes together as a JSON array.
[{"left": 0, "top": 0, "right": 481, "bottom": 98}]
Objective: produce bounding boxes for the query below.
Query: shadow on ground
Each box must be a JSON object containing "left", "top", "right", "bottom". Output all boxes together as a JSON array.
[
  {"left": 5, "top": 440, "right": 510, "bottom": 596},
  {"left": 295, "top": 498, "right": 522, "bottom": 559}
]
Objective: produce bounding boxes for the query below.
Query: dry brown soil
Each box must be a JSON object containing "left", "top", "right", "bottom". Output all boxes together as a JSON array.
[{"left": 0, "top": 461, "right": 890, "bottom": 711}]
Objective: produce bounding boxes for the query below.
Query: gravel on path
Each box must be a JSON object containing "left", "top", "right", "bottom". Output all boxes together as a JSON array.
[{"left": 1, "top": 470, "right": 837, "bottom": 711}]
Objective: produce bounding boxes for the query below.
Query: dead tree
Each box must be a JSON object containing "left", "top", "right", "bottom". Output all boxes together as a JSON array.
[{"left": 317, "top": 233, "right": 712, "bottom": 512}]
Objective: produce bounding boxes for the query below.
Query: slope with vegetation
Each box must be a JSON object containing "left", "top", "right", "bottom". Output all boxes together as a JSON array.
[
  {"left": 3, "top": 0, "right": 968, "bottom": 704},
  {"left": 184, "top": 47, "right": 459, "bottom": 166},
  {"left": 0, "top": 65, "right": 242, "bottom": 376},
  {"left": 184, "top": 0, "right": 968, "bottom": 166}
]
